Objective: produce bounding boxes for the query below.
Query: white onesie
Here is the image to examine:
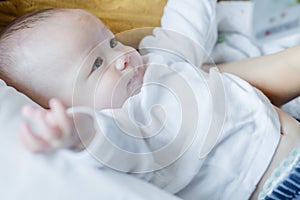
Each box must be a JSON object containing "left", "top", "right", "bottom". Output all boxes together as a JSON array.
[{"left": 75, "top": 0, "right": 281, "bottom": 199}]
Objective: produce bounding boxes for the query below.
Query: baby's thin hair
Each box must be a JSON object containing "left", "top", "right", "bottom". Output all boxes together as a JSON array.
[
  {"left": 0, "top": 8, "right": 56, "bottom": 40},
  {"left": 0, "top": 8, "right": 58, "bottom": 84}
]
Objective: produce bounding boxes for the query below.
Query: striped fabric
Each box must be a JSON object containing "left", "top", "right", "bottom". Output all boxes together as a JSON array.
[
  {"left": 259, "top": 145, "right": 300, "bottom": 200},
  {"left": 264, "top": 161, "right": 300, "bottom": 200}
]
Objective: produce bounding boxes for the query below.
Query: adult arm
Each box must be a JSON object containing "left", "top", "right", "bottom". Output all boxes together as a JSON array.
[{"left": 217, "top": 45, "right": 300, "bottom": 106}]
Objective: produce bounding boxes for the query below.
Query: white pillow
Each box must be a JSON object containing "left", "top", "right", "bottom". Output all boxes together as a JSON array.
[
  {"left": 0, "top": 79, "right": 39, "bottom": 136},
  {"left": 0, "top": 79, "right": 180, "bottom": 200}
]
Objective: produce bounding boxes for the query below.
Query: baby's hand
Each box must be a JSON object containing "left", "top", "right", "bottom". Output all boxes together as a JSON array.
[{"left": 19, "top": 99, "right": 81, "bottom": 153}]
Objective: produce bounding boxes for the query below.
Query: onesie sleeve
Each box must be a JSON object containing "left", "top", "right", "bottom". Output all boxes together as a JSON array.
[
  {"left": 139, "top": 0, "right": 217, "bottom": 68},
  {"left": 161, "top": 0, "right": 217, "bottom": 54}
]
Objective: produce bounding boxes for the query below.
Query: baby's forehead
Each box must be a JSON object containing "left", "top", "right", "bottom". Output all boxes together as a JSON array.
[
  {"left": 22, "top": 10, "right": 104, "bottom": 41},
  {"left": 1, "top": 8, "right": 111, "bottom": 81},
  {"left": 14, "top": 9, "right": 113, "bottom": 67},
  {"left": 19, "top": 9, "right": 112, "bottom": 61},
  {"left": 32, "top": 9, "right": 109, "bottom": 39},
  {"left": 52, "top": 9, "right": 107, "bottom": 28}
]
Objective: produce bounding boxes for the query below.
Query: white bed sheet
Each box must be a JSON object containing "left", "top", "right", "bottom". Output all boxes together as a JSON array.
[{"left": 0, "top": 80, "right": 181, "bottom": 200}]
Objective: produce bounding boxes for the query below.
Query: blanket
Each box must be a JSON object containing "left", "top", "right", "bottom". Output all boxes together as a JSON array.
[
  {"left": 0, "top": 80, "right": 181, "bottom": 200},
  {"left": 213, "top": 1, "right": 300, "bottom": 119}
]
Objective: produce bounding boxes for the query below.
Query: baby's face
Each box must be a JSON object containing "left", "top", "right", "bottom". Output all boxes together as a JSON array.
[{"left": 19, "top": 9, "right": 144, "bottom": 109}]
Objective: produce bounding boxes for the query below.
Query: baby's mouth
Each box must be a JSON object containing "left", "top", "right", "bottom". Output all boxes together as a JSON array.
[{"left": 128, "top": 69, "right": 143, "bottom": 95}]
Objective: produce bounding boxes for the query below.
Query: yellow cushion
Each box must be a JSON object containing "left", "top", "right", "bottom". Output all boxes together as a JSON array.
[{"left": 0, "top": 0, "right": 167, "bottom": 34}]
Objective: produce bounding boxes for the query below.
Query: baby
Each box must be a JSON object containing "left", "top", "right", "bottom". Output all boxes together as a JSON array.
[{"left": 0, "top": 1, "right": 299, "bottom": 200}]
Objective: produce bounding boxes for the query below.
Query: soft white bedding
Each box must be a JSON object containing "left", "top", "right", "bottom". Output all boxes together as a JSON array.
[
  {"left": 0, "top": 80, "right": 181, "bottom": 200},
  {"left": 213, "top": 1, "right": 300, "bottom": 119}
]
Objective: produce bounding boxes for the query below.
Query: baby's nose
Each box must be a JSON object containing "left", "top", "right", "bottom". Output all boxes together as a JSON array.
[{"left": 115, "top": 55, "right": 130, "bottom": 71}]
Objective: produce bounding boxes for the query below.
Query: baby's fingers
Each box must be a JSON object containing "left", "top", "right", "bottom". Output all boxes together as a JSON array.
[
  {"left": 19, "top": 122, "right": 51, "bottom": 153},
  {"left": 34, "top": 110, "right": 63, "bottom": 141},
  {"left": 21, "top": 105, "right": 39, "bottom": 119},
  {"left": 22, "top": 105, "right": 62, "bottom": 140},
  {"left": 49, "top": 99, "right": 73, "bottom": 136},
  {"left": 21, "top": 104, "right": 65, "bottom": 150}
]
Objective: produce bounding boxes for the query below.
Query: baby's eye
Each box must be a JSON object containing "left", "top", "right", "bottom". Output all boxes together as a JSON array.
[
  {"left": 110, "top": 38, "right": 118, "bottom": 48},
  {"left": 92, "top": 57, "right": 103, "bottom": 71}
]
